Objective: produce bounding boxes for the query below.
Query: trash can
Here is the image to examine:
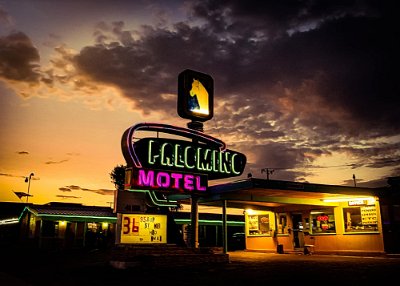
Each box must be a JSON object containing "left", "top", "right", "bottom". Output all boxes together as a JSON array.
[{"left": 277, "top": 244, "right": 284, "bottom": 254}]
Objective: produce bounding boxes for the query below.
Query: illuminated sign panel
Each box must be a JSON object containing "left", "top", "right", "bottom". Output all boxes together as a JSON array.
[
  {"left": 348, "top": 200, "right": 368, "bottom": 206},
  {"left": 127, "top": 168, "right": 208, "bottom": 193},
  {"left": 121, "top": 123, "right": 247, "bottom": 181},
  {"left": 120, "top": 214, "right": 167, "bottom": 244},
  {"left": 131, "top": 138, "right": 246, "bottom": 180},
  {"left": 121, "top": 122, "right": 247, "bottom": 195},
  {"left": 178, "top": 69, "right": 214, "bottom": 121}
]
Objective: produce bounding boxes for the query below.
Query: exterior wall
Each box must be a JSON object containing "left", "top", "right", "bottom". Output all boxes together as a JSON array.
[
  {"left": 244, "top": 200, "right": 385, "bottom": 255},
  {"left": 245, "top": 210, "right": 277, "bottom": 252},
  {"left": 306, "top": 233, "right": 384, "bottom": 254},
  {"left": 246, "top": 236, "right": 276, "bottom": 251},
  {"left": 308, "top": 202, "right": 384, "bottom": 254}
]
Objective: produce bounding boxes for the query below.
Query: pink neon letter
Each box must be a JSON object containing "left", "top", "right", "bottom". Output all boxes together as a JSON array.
[
  {"left": 171, "top": 173, "right": 183, "bottom": 189},
  {"left": 157, "top": 172, "right": 170, "bottom": 187},
  {"left": 196, "top": 176, "right": 206, "bottom": 192},
  {"left": 138, "top": 169, "right": 154, "bottom": 186},
  {"left": 184, "top": 174, "right": 194, "bottom": 191}
]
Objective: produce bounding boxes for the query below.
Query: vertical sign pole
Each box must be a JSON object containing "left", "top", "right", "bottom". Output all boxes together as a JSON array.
[
  {"left": 188, "top": 120, "right": 202, "bottom": 249},
  {"left": 223, "top": 199, "right": 228, "bottom": 254},
  {"left": 190, "top": 195, "right": 199, "bottom": 249}
]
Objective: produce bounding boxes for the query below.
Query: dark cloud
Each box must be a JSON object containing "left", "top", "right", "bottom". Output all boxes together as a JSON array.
[
  {"left": 69, "top": 0, "right": 399, "bottom": 185},
  {"left": 56, "top": 195, "right": 82, "bottom": 199},
  {"left": 64, "top": 185, "right": 81, "bottom": 190},
  {"left": 44, "top": 159, "right": 69, "bottom": 165},
  {"left": 0, "top": 173, "right": 21, "bottom": 178},
  {"left": 59, "top": 185, "right": 114, "bottom": 196},
  {"left": 0, "top": 32, "right": 40, "bottom": 82},
  {"left": 0, "top": 173, "right": 36, "bottom": 180}
]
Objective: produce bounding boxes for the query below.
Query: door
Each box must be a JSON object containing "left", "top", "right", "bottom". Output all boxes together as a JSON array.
[{"left": 292, "top": 214, "right": 304, "bottom": 249}]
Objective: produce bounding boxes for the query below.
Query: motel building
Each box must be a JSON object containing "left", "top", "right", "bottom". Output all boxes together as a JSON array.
[{"left": 192, "top": 177, "right": 398, "bottom": 256}]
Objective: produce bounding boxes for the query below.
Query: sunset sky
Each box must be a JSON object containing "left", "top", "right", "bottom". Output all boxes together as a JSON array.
[{"left": 0, "top": 0, "right": 398, "bottom": 206}]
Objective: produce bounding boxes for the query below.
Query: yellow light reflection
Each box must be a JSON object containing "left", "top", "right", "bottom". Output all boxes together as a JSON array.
[
  {"left": 245, "top": 209, "right": 256, "bottom": 215},
  {"left": 322, "top": 197, "right": 376, "bottom": 203}
]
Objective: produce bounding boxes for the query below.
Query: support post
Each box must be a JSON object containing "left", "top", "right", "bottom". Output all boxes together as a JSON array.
[
  {"left": 190, "top": 195, "right": 199, "bottom": 248},
  {"left": 222, "top": 199, "right": 228, "bottom": 254},
  {"left": 187, "top": 120, "right": 203, "bottom": 250}
]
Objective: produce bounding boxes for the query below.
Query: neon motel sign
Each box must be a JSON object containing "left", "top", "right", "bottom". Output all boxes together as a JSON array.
[{"left": 121, "top": 123, "right": 247, "bottom": 194}]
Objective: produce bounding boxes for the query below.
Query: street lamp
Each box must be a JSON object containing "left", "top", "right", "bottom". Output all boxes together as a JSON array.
[{"left": 25, "top": 173, "right": 34, "bottom": 203}]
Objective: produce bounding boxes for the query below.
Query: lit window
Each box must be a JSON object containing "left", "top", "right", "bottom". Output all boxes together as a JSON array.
[
  {"left": 246, "top": 212, "right": 271, "bottom": 236},
  {"left": 310, "top": 209, "right": 336, "bottom": 234},
  {"left": 276, "top": 213, "right": 288, "bottom": 234},
  {"left": 343, "top": 205, "right": 379, "bottom": 233}
]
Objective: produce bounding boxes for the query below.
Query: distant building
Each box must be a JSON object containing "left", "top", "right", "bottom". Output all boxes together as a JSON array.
[{"left": 18, "top": 202, "right": 117, "bottom": 249}]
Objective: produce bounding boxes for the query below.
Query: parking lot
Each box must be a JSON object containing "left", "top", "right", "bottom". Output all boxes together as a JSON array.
[{"left": 1, "top": 247, "right": 400, "bottom": 285}]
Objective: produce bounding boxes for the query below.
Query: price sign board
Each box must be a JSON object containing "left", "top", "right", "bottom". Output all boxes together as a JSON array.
[
  {"left": 120, "top": 214, "right": 167, "bottom": 244},
  {"left": 361, "top": 206, "right": 378, "bottom": 225}
]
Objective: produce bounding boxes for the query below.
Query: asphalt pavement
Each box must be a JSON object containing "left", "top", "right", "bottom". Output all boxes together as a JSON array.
[{"left": 1, "top": 248, "right": 400, "bottom": 285}]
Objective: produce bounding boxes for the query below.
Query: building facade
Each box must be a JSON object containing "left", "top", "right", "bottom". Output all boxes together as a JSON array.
[
  {"left": 2, "top": 176, "right": 399, "bottom": 255},
  {"left": 199, "top": 178, "right": 395, "bottom": 255}
]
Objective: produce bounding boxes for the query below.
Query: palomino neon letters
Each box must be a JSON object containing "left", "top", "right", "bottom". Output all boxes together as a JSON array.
[
  {"left": 147, "top": 139, "right": 242, "bottom": 175},
  {"left": 121, "top": 122, "right": 226, "bottom": 169}
]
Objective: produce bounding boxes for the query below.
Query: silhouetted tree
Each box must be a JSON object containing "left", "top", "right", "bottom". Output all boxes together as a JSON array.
[{"left": 110, "top": 164, "right": 126, "bottom": 191}]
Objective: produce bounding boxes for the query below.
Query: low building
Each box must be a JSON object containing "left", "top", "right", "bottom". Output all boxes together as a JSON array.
[{"left": 18, "top": 202, "right": 117, "bottom": 249}]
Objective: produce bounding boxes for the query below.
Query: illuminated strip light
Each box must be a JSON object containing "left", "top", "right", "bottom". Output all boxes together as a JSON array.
[
  {"left": 19, "top": 207, "right": 117, "bottom": 222},
  {"left": 174, "top": 218, "right": 245, "bottom": 226},
  {"left": 322, "top": 197, "right": 376, "bottom": 203},
  {"left": 122, "top": 122, "right": 226, "bottom": 168},
  {"left": 0, "top": 218, "right": 19, "bottom": 225},
  {"left": 19, "top": 206, "right": 37, "bottom": 221},
  {"left": 19, "top": 207, "right": 29, "bottom": 221},
  {"left": 36, "top": 214, "right": 117, "bottom": 221},
  {"left": 127, "top": 189, "right": 180, "bottom": 207}
]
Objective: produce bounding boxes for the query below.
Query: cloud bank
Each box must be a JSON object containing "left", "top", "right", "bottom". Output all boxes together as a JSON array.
[{"left": 0, "top": 0, "right": 398, "bottom": 186}]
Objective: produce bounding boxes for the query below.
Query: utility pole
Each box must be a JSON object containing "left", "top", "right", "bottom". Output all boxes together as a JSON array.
[
  {"left": 25, "top": 173, "right": 34, "bottom": 203},
  {"left": 261, "top": 168, "right": 274, "bottom": 180},
  {"left": 353, "top": 174, "right": 357, "bottom": 187}
]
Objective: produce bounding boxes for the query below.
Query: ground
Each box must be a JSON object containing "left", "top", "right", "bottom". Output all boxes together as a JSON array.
[{"left": 1, "top": 246, "right": 400, "bottom": 285}]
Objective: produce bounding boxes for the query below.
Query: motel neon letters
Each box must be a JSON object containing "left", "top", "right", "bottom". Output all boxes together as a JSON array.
[{"left": 131, "top": 168, "right": 208, "bottom": 193}]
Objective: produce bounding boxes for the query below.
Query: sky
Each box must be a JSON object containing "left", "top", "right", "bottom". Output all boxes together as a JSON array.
[{"left": 0, "top": 0, "right": 398, "bottom": 207}]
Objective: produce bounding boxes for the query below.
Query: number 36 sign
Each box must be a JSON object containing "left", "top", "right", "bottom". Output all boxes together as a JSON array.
[{"left": 120, "top": 214, "right": 167, "bottom": 244}]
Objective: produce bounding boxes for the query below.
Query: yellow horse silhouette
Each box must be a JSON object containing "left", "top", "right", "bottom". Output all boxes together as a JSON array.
[{"left": 189, "top": 78, "right": 209, "bottom": 115}]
